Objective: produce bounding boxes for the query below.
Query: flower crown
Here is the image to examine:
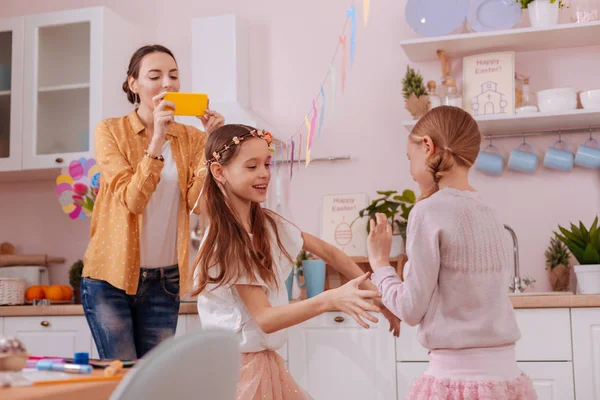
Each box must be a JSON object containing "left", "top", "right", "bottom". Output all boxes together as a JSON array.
[{"left": 204, "top": 129, "right": 273, "bottom": 166}]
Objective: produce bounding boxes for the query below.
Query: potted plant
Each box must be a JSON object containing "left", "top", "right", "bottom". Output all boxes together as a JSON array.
[
  {"left": 69, "top": 260, "right": 84, "bottom": 304},
  {"left": 518, "top": 0, "right": 567, "bottom": 28},
  {"left": 402, "top": 65, "right": 429, "bottom": 120},
  {"left": 554, "top": 216, "right": 600, "bottom": 294},
  {"left": 354, "top": 189, "right": 416, "bottom": 257},
  {"left": 544, "top": 237, "right": 571, "bottom": 291}
]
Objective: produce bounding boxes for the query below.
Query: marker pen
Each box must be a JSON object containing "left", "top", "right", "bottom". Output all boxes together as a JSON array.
[{"left": 36, "top": 360, "right": 93, "bottom": 374}]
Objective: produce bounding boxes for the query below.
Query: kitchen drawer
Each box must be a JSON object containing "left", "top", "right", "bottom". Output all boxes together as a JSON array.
[
  {"left": 4, "top": 316, "right": 92, "bottom": 358},
  {"left": 396, "top": 308, "right": 572, "bottom": 362}
]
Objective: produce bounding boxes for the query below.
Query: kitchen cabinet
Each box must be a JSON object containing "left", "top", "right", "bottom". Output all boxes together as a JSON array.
[{"left": 572, "top": 308, "right": 600, "bottom": 400}]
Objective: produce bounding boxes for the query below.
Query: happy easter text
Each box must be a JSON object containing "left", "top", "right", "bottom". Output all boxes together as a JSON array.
[
  {"left": 475, "top": 59, "right": 502, "bottom": 74},
  {"left": 332, "top": 198, "right": 357, "bottom": 212}
]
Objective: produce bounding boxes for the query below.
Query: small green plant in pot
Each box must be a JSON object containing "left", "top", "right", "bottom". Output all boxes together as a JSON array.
[
  {"left": 353, "top": 189, "right": 416, "bottom": 257},
  {"left": 554, "top": 216, "right": 600, "bottom": 294},
  {"left": 544, "top": 237, "right": 571, "bottom": 292},
  {"left": 69, "top": 260, "right": 84, "bottom": 304}
]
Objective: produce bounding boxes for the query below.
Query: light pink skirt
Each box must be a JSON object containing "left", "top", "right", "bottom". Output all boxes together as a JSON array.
[
  {"left": 236, "top": 350, "right": 312, "bottom": 400},
  {"left": 406, "top": 345, "right": 537, "bottom": 400}
]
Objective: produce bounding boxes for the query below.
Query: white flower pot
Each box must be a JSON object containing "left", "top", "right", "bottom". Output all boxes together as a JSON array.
[
  {"left": 528, "top": 0, "right": 559, "bottom": 27},
  {"left": 390, "top": 235, "right": 405, "bottom": 258},
  {"left": 574, "top": 264, "right": 600, "bottom": 294}
]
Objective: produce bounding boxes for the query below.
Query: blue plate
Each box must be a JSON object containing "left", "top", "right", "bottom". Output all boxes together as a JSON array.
[
  {"left": 405, "top": 0, "right": 470, "bottom": 37},
  {"left": 468, "top": 0, "right": 522, "bottom": 32}
]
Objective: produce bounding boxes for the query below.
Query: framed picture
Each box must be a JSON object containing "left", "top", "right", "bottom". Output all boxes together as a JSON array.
[
  {"left": 321, "top": 193, "right": 368, "bottom": 257},
  {"left": 463, "top": 51, "right": 515, "bottom": 117}
]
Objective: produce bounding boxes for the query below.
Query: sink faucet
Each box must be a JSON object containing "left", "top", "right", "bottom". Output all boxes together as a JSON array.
[{"left": 503, "top": 224, "right": 536, "bottom": 293}]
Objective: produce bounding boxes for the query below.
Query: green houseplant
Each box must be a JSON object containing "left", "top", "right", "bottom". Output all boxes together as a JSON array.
[
  {"left": 354, "top": 189, "right": 416, "bottom": 257},
  {"left": 544, "top": 237, "right": 571, "bottom": 291},
  {"left": 402, "top": 65, "right": 429, "bottom": 120},
  {"left": 69, "top": 260, "right": 84, "bottom": 304},
  {"left": 554, "top": 216, "right": 600, "bottom": 294}
]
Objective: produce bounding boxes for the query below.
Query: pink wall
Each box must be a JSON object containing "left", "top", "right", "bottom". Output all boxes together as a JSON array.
[{"left": 0, "top": 0, "right": 598, "bottom": 291}]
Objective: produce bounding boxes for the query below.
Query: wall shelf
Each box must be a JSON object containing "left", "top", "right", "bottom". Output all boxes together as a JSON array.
[
  {"left": 400, "top": 21, "right": 600, "bottom": 62},
  {"left": 403, "top": 109, "right": 600, "bottom": 135}
]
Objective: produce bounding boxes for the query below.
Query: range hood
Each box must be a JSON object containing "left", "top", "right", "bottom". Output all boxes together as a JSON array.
[{"left": 191, "top": 15, "right": 277, "bottom": 134}]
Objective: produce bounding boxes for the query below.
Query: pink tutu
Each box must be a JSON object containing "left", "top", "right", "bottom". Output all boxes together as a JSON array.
[
  {"left": 236, "top": 350, "right": 312, "bottom": 400},
  {"left": 406, "top": 345, "right": 537, "bottom": 400},
  {"left": 407, "top": 373, "right": 537, "bottom": 399}
]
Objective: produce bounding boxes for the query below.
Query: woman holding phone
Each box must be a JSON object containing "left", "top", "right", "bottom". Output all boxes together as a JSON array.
[{"left": 81, "top": 44, "right": 224, "bottom": 360}]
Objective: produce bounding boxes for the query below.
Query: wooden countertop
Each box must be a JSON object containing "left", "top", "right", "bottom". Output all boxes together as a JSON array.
[
  {"left": 1, "top": 295, "right": 599, "bottom": 317},
  {"left": 0, "top": 302, "right": 198, "bottom": 317},
  {"left": 3, "top": 369, "right": 126, "bottom": 400}
]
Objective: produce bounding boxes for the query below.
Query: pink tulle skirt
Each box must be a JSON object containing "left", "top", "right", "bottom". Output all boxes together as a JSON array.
[
  {"left": 236, "top": 350, "right": 312, "bottom": 400},
  {"left": 406, "top": 345, "right": 537, "bottom": 400}
]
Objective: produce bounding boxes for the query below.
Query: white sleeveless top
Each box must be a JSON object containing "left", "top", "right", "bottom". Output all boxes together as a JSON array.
[{"left": 196, "top": 215, "right": 303, "bottom": 353}]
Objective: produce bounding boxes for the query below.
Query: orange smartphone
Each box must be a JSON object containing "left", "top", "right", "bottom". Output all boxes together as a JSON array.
[{"left": 163, "top": 92, "right": 208, "bottom": 116}]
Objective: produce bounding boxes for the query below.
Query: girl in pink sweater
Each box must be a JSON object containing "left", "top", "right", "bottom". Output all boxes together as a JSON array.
[{"left": 367, "top": 106, "right": 537, "bottom": 399}]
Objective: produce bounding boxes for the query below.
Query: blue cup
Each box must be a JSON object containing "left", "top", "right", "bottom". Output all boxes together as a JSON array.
[
  {"left": 475, "top": 144, "right": 504, "bottom": 176},
  {"left": 543, "top": 140, "right": 574, "bottom": 171},
  {"left": 284, "top": 268, "right": 295, "bottom": 300},
  {"left": 297, "top": 259, "right": 326, "bottom": 299},
  {"left": 0, "top": 64, "right": 10, "bottom": 91},
  {"left": 508, "top": 142, "right": 538, "bottom": 173},
  {"left": 574, "top": 138, "right": 600, "bottom": 169}
]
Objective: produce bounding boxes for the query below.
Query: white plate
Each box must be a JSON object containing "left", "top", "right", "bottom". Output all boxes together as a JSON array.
[
  {"left": 468, "top": 0, "right": 522, "bottom": 32},
  {"left": 406, "top": 0, "right": 469, "bottom": 37}
]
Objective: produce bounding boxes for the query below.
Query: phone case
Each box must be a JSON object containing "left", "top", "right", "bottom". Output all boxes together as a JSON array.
[{"left": 163, "top": 92, "right": 208, "bottom": 116}]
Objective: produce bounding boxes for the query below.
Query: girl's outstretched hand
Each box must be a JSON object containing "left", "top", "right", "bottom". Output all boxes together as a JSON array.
[
  {"left": 323, "top": 273, "right": 382, "bottom": 328},
  {"left": 367, "top": 213, "right": 393, "bottom": 271}
]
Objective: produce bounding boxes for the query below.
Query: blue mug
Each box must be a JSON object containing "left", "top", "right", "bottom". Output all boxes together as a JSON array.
[
  {"left": 574, "top": 138, "right": 600, "bottom": 169},
  {"left": 284, "top": 268, "right": 295, "bottom": 300},
  {"left": 475, "top": 144, "right": 504, "bottom": 176},
  {"left": 297, "top": 259, "right": 326, "bottom": 299},
  {"left": 508, "top": 142, "right": 538, "bottom": 173},
  {"left": 543, "top": 140, "right": 574, "bottom": 171}
]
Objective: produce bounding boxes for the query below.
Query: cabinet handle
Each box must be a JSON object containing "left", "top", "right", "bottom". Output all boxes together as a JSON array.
[
  {"left": 55, "top": 158, "right": 63, "bottom": 164},
  {"left": 334, "top": 316, "right": 344, "bottom": 323},
  {"left": 40, "top": 320, "right": 50, "bottom": 327}
]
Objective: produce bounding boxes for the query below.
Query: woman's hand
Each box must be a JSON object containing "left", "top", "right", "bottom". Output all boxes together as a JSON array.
[
  {"left": 322, "top": 273, "right": 382, "bottom": 328},
  {"left": 367, "top": 213, "right": 392, "bottom": 272},
  {"left": 199, "top": 108, "right": 224, "bottom": 135},
  {"left": 147, "top": 92, "right": 175, "bottom": 156}
]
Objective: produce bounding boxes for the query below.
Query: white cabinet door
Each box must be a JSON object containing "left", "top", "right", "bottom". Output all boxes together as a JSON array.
[
  {"left": 397, "top": 362, "right": 428, "bottom": 399},
  {"left": 174, "top": 314, "right": 187, "bottom": 338},
  {"left": 0, "top": 316, "right": 4, "bottom": 334},
  {"left": 518, "top": 362, "right": 574, "bottom": 400},
  {"left": 288, "top": 312, "right": 396, "bottom": 400},
  {"left": 4, "top": 316, "right": 92, "bottom": 358},
  {"left": 572, "top": 308, "right": 600, "bottom": 400},
  {"left": 22, "top": 8, "right": 100, "bottom": 170},
  {"left": 0, "top": 16, "right": 24, "bottom": 172},
  {"left": 186, "top": 314, "right": 201, "bottom": 333}
]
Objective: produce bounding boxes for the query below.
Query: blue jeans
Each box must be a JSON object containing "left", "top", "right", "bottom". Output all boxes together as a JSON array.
[{"left": 81, "top": 265, "right": 180, "bottom": 360}]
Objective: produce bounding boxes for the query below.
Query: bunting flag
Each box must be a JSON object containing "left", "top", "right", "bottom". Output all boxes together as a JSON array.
[
  {"left": 304, "top": 116, "right": 312, "bottom": 167},
  {"left": 339, "top": 35, "right": 347, "bottom": 94},
  {"left": 364, "top": 0, "right": 370, "bottom": 27},
  {"left": 348, "top": 6, "right": 357, "bottom": 65},
  {"left": 318, "top": 86, "right": 326, "bottom": 138}
]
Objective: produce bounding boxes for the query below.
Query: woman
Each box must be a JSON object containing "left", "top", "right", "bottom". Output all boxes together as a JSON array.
[{"left": 81, "top": 44, "right": 224, "bottom": 360}]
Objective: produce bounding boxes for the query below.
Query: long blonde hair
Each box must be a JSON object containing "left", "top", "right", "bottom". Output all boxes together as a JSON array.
[
  {"left": 410, "top": 106, "right": 481, "bottom": 200},
  {"left": 191, "top": 124, "right": 292, "bottom": 296}
]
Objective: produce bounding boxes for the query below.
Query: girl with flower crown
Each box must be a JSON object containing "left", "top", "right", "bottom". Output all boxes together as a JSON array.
[{"left": 191, "top": 124, "right": 401, "bottom": 399}]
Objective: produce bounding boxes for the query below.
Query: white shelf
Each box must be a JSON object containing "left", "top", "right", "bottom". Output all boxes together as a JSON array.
[
  {"left": 400, "top": 21, "right": 600, "bottom": 62},
  {"left": 0, "top": 90, "right": 10, "bottom": 96},
  {"left": 403, "top": 109, "right": 600, "bottom": 135},
  {"left": 38, "top": 83, "right": 90, "bottom": 92}
]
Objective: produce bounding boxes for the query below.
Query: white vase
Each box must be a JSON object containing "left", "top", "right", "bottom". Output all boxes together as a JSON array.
[
  {"left": 528, "top": 0, "right": 560, "bottom": 27},
  {"left": 574, "top": 264, "right": 600, "bottom": 294},
  {"left": 389, "top": 235, "right": 405, "bottom": 258}
]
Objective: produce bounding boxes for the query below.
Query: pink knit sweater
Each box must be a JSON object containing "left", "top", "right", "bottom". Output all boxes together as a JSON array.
[{"left": 372, "top": 188, "right": 521, "bottom": 351}]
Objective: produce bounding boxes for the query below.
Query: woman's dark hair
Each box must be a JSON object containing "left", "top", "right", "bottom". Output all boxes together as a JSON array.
[{"left": 122, "top": 44, "right": 177, "bottom": 104}]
